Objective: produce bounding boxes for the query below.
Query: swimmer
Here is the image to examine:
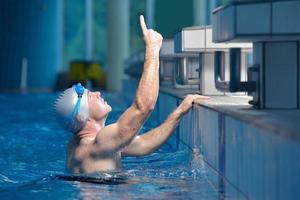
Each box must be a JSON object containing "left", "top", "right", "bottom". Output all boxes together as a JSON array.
[{"left": 54, "top": 15, "right": 209, "bottom": 174}]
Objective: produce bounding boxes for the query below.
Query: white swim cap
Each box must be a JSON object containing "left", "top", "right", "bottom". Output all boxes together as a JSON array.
[{"left": 54, "top": 83, "right": 89, "bottom": 133}]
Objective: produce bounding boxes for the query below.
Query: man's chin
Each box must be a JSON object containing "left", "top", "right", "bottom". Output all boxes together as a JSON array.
[{"left": 104, "top": 107, "right": 112, "bottom": 117}]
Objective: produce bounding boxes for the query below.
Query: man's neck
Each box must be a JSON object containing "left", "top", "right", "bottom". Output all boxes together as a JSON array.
[{"left": 75, "top": 118, "right": 106, "bottom": 144}]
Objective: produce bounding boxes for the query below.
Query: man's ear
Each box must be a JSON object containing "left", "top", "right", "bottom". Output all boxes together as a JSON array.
[
  {"left": 75, "top": 113, "right": 86, "bottom": 124},
  {"left": 84, "top": 115, "right": 94, "bottom": 122}
]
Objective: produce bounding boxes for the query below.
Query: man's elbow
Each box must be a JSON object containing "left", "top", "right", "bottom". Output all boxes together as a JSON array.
[
  {"left": 142, "top": 105, "right": 155, "bottom": 117},
  {"left": 137, "top": 139, "right": 156, "bottom": 156},
  {"left": 136, "top": 101, "right": 155, "bottom": 115},
  {"left": 132, "top": 147, "right": 154, "bottom": 157},
  {"left": 145, "top": 103, "right": 155, "bottom": 112}
]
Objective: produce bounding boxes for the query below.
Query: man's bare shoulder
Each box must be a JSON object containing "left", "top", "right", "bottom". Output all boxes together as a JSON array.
[{"left": 94, "top": 123, "right": 119, "bottom": 143}]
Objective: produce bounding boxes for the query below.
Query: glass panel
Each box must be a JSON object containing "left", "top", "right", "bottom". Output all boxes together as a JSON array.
[
  {"left": 64, "top": 0, "right": 146, "bottom": 67},
  {"left": 93, "top": 0, "right": 107, "bottom": 64},
  {"left": 64, "top": 0, "right": 86, "bottom": 68},
  {"left": 220, "top": 0, "right": 300, "bottom": 6}
]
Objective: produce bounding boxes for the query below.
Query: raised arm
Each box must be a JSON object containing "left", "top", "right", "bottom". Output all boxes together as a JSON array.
[
  {"left": 92, "top": 16, "right": 163, "bottom": 154},
  {"left": 130, "top": 15, "right": 162, "bottom": 114},
  {"left": 121, "top": 95, "right": 209, "bottom": 156}
]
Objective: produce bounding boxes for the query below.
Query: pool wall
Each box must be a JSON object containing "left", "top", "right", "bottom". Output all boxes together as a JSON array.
[
  {"left": 163, "top": 93, "right": 300, "bottom": 200},
  {"left": 123, "top": 78, "right": 300, "bottom": 200}
]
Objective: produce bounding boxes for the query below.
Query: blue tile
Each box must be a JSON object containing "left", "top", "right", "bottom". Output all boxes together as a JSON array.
[
  {"left": 276, "top": 135, "right": 300, "bottom": 199},
  {"left": 272, "top": 1, "right": 300, "bottom": 34},
  {"left": 158, "top": 93, "right": 179, "bottom": 150},
  {"left": 262, "top": 131, "right": 277, "bottom": 200},
  {"left": 236, "top": 3, "right": 271, "bottom": 34},
  {"left": 179, "top": 102, "right": 300, "bottom": 199}
]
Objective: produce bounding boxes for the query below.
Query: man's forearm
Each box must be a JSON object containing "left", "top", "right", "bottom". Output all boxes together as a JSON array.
[
  {"left": 139, "top": 108, "right": 183, "bottom": 154},
  {"left": 134, "top": 49, "right": 160, "bottom": 112},
  {"left": 133, "top": 15, "right": 162, "bottom": 113},
  {"left": 115, "top": 16, "right": 162, "bottom": 151}
]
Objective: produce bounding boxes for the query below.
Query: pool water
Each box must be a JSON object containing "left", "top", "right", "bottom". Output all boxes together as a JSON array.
[{"left": 0, "top": 92, "right": 245, "bottom": 199}]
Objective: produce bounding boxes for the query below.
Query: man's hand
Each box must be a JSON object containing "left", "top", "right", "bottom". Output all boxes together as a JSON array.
[
  {"left": 178, "top": 95, "right": 210, "bottom": 115},
  {"left": 140, "top": 15, "right": 163, "bottom": 57}
]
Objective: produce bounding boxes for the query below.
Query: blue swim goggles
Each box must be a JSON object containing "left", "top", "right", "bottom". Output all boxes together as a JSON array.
[{"left": 66, "top": 83, "right": 86, "bottom": 128}]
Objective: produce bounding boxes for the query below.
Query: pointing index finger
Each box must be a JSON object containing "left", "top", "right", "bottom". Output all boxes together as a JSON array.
[{"left": 140, "top": 15, "right": 147, "bottom": 34}]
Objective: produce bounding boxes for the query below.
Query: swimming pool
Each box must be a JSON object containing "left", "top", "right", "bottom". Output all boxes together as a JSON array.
[{"left": 0, "top": 92, "right": 246, "bottom": 199}]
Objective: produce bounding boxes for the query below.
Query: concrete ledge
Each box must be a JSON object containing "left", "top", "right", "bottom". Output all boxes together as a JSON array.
[
  {"left": 160, "top": 86, "right": 300, "bottom": 142},
  {"left": 194, "top": 96, "right": 300, "bottom": 142}
]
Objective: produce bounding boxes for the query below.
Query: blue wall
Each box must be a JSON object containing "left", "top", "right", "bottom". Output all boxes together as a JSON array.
[{"left": 0, "top": 0, "right": 62, "bottom": 90}]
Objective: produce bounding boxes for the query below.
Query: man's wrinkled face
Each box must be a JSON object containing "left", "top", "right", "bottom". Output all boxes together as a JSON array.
[{"left": 87, "top": 91, "right": 112, "bottom": 121}]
